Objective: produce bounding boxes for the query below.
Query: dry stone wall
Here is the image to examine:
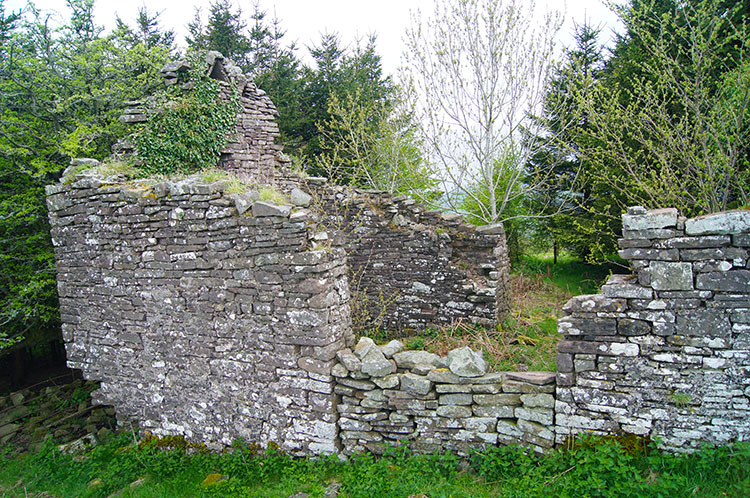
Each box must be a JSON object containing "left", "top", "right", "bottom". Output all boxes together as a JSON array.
[
  {"left": 332, "top": 338, "right": 555, "bottom": 455},
  {"left": 556, "top": 207, "right": 750, "bottom": 451},
  {"left": 123, "top": 51, "right": 512, "bottom": 335},
  {"left": 286, "top": 177, "right": 512, "bottom": 333},
  {"left": 49, "top": 52, "right": 750, "bottom": 455},
  {"left": 48, "top": 167, "right": 750, "bottom": 455},
  {"left": 46, "top": 170, "right": 353, "bottom": 454}
]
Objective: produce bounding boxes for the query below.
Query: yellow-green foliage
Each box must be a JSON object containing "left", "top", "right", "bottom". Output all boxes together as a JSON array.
[
  {"left": 198, "top": 167, "right": 251, "bottom": 194},
  {"left": 258, "top": 187, "right": 289, "bottom": 205},
  {"left": 94, "top": 161, "right": 141, "bottom": 178}
]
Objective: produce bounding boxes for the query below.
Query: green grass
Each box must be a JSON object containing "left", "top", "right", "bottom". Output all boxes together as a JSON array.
[
  {"left": 387, "top": 252, "right": 620, "bottom": 372},
  {"left": 1, "top": 434, "right": 748, "bottom": 497},
  {"left": 258, "top": 186, "right": 289, "bottom": 205},
  {"left": 514, "top": 252, "right": 622, "bottom": 295},
  {"left": 197, "top": 168, "right": 252, "bottom": 195},
  {"left": 493, "top": 252, "right": 622, "bottom": 371}
]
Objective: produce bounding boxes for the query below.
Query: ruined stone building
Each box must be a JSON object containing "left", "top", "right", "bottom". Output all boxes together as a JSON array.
[{"left": 46, "top": 53, "right": 749, "bottom": 455}]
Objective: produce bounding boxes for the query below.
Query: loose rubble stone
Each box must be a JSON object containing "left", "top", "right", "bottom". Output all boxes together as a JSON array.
[
  {"left": 252, "top": 201, "right": 291, "bottom": 217},
  {"left": 354, "top": 337, "right": 376, "bottom": 359},
  {"left": 290, "top": 188, "right": 312, "bottom": 207},
  {"left": 380, "top": 340, "right": 404, "bottom": 358},
  {"left": 360, "top": 348, "right": 393, "bottom": 378},
  {"left": 447, "top": 346, "right": 487, "bottom": 377},
  {"left": 393, "top": 351, "right": 441, "bottom": 369}
]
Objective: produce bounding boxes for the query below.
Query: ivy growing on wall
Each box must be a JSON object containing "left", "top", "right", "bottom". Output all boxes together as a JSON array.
[{"left": 134, "top": 61, "right": 240, "bottom": 175}]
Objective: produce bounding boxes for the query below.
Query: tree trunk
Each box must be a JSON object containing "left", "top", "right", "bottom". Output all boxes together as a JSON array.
[{"left": 553, "top": 239, "right": 558, "bottom": 265}]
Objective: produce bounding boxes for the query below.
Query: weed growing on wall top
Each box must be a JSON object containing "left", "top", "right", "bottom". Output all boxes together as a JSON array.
[
  {"left": 258, "top": 187, "right": 289, "bottom": 205},
  {"left": 134, "top": 57, "right": 240, "bottom": 175}
]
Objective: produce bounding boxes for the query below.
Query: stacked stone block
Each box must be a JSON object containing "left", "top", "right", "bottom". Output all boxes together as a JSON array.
[
  {"left": 119, "top": 51, "right": 513, "bottom": 335},
  {"left": 217, "top": 81, "right": 289, "bottom": 184},
  {"left": 333, "top": 338, "right": 556, "bottom": 455},
  {"left": 556, "top": 207, "right": 750, "bottom": 451},
  {"left": 46, "top": 170, "right": 353, "bottom": 454}
]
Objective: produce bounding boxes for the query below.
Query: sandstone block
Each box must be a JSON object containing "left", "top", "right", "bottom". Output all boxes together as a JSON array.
[
  {"left": 373, "top": 374, "right": 400, "bottom": 389},
  {"left": 331, "top": 363, "right": 349, "bottom": 378},
  {"left": 393, "top": 351, "right": 441, "bottom": 369},
  {"left": 696, "top": 270, "right": 750, "bottom": 292},
  {"left": 401, "top": 373, "right": 432, "bottom": 396},
  {"left": 438, "top": 393, "right": 473, "bottom": 405},
  {"left": 353, "top": 337, "right": 376, "bottom": 359},
  {"left": 473, "top": 394, "right": 521, "bottom": 406},
  {"left": 472, "top": 405, "right": 514, "bottom": 418},
  {"left": 436, "top": 405, "right": 472, "bottom": 418},
  {"left": 361, "top": 348, "right": 393, "bottom": 378},
  {"left": 558, "top": 317, "right": 616, "bottom": 336},
  {"left": 622, "top": 208, "right": 678, "bottom": 231},
  {"left": 563, "top": 295, "right": 626, "bottom": 313},
  {"left": 380, "top": 340, "right": 404, "bottom": 358},
  {"left": 520, "top": 393, "right": 555, "bottom": 408},
  {"left": 427, "top": 368, "right": 462, "bottom": 384},
  {"left": 290, "top": 188, "right": 312, "bottom": 207},
  {"left": 462, "top": 417, "right": 497, "bottom": 433},
  {"left": 655, "top": 235, "right": 731, "bottom": 249},
  {"left": 505, "top": 372, "right": 556, "bottom": 385},
  {"left": 252, "top": 201, "right": 290, "bottom": 218}
]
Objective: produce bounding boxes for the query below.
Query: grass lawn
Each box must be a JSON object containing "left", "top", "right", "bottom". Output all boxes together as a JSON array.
[{"left": 1, "top": 433, "right": 748, "bottom": 498}]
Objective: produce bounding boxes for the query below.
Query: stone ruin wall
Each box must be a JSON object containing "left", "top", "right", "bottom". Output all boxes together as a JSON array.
[
  {"left": 45, "top": 168, "right": 514, "bottom": 455},
  {"left": 121, "top": 52, "right": 512, "bottom": 333},
  {"left": 48, "top": 166, "right": 750, "bottom": 455},
  {"left": 120, "top": 51, "right": 290, "bottom": 185},
  {"left": 287, "top": 177, "right": 512, "bottom": 333},
  {"left": 556, "top": 207, "right": 750, "bottom": 451},
  {"left": 331, "top": 339, "right": 556, "bottom": 455},
  {"left": 46, "top": 173, "right": 353, "bottom": 454}
]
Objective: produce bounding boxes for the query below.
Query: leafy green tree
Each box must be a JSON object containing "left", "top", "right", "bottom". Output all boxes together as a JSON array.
[
  {"left": 246, "top": 4, "right": 305, "bottom": 151},
  {"left": 402, "top": 0, "right": 568, "bottom": 226},
  {"left": 530, "top": 22, "right": 623, "bottom": 262},
  {"left": 315, "top": 88, "right": 436, "bottom": 199},
  {"left": 575, "top": 0, "right": 750, "bottom": 216},
  {"left": 187, "top": 0, "right": 250, "bottom": 69},
  {"left": 457, "top": 148, "right": 533, "bottom": 261},
  {"left": 301, "top": 33, "right": 395, "bottom": 166},
  {"left": 0, "top": 0, "right": 172, "bottom": 352},
  {"left": 114, "top": 6, "right": 175, "bottom": 50}
]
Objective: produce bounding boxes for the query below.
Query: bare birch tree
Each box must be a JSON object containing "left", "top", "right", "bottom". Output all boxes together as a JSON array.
[{"left": 402, "top": 0, "right": 571, "bottom": 225}]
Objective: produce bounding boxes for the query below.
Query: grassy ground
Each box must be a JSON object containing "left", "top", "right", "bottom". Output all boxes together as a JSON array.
[
  {"left": 391, "top": 253, "right": 620, "bottom": 372},
  {"left": 1, "top": 433, "right": 748, "bottom": 498}
]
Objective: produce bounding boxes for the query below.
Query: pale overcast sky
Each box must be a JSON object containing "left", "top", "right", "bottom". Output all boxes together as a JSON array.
[{"left": 6, "top": 0, "right": 622, "bottom": 75}]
